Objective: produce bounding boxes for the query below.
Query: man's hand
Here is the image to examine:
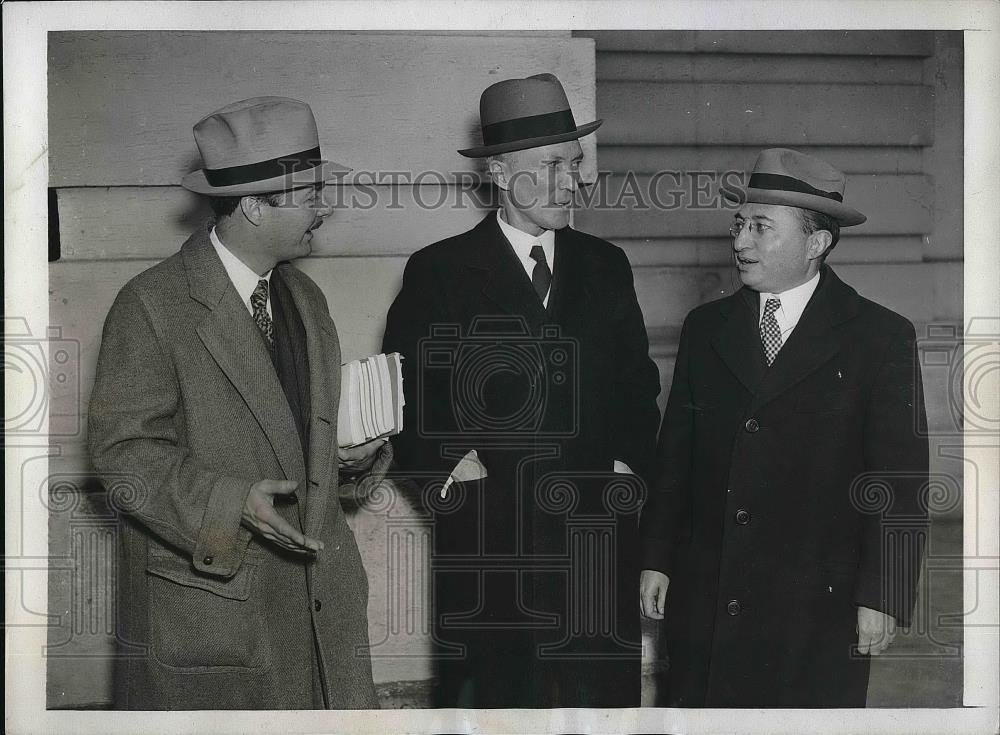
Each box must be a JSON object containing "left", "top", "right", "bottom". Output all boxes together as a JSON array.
[
  {"left": 857, "top": 605, "right": 897, "bottom": 655},
  {"left": 242, "top": 479, "right": 323, "bottom": 553},
  {"left": 338, "top": 437, "right": 386, "bottom": 476},
  {"left": 640, "top": 569, "right": 670, "bottom": 620}
]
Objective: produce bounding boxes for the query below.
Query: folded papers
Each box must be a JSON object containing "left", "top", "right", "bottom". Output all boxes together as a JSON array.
[{"left": 337, "top": 353, "right": 404, "bottom": 448}]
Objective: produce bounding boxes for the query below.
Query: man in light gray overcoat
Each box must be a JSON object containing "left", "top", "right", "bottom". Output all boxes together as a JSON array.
[{"left": 89, "top": 97, "right": 389, "bottom": 709}]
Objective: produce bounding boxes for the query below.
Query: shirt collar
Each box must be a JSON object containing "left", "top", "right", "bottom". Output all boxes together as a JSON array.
[
  {"left": 496, "top": 210, "right": 555, "bottom": 264},
  {"left": 209, "top": 226, "right": 272, "bottom": 308},
  {"left": 759, "top": 270, "right": 821, "bottom": 327}
]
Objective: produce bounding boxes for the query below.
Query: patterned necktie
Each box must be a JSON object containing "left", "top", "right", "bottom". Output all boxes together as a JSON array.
[
  {"left": 760, "top": 297, "right": 782, "bottom": 365},
  {"left": 250, "top": 278, "right": 273, "bottom": 346},
  {"left": 529, "top": 244, "right": 552, "bottom": 304}
]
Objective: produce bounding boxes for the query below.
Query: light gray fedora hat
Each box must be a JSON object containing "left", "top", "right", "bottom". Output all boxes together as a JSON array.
[
  {"left": 723, "top": 148, "right": 867, "bottom": 226},
  {"left": 181, "top": 96, "right": 351, "bottom": 196}
]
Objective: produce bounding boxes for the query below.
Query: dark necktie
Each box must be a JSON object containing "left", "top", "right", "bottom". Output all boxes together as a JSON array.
[
  {"left": 760, "top": 297, "right": 782, "bottom": 365},
  {"left": 250, "top": 278, "right": 274, "bottom": 346},
  {"left": 529, "top": 244, "right": 552, "bottom": 304}
]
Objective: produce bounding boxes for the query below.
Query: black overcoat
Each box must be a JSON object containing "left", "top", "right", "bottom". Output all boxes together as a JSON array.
[
  {"left": 382, "top": 213, "right": 661, "bottom": 707},
  {"left": 640, "top": 265, "right": 929, "bottom": 707}
]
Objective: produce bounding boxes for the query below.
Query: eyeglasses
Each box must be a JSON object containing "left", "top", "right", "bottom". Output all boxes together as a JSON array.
[{"left": 729, "top": 220, "right": 772, "bottom": 239}]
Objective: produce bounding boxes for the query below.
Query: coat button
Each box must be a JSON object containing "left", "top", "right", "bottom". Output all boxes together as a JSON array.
[
  {"left": 735, "top": 509, "right": 751, "bottom": 525},
  {"left": 314, "top": 599, "right": 322, "bottom": 612},
  {"left": 726, "top": 599, "right": 742, "bottom": 616},
  {"left": 744, "top": 418, "right": 759, "bottom": 433},
  {"left": 203, "top": 556, "right": 213, "bottom": 566}
]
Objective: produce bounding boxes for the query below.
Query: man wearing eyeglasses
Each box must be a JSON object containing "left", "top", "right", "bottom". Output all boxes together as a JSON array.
[
  {"left": 88, "top": 97, "right": 388, "bottom": 709},
  {"left": 638, "top": 148, "right": 929, "bottom": 707}
]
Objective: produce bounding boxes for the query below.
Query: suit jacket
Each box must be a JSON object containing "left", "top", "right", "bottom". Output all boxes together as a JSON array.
[
  {"left": 88, "top": 223, "right": 387, "bottom": 710},
  {"left": 639, "top": 265, "right": 929, "bottom": 707},
  {"left": 382, "top": 213, "right": 661, "bottom": 707}
]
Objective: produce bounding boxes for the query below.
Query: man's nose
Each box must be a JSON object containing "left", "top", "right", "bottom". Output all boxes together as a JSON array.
[
  {"left": 733, "top": 227, "right": 752, "bottom": 250},
  {"left": 562, "top": 170, "right": 581, "bottom": 192},
  {"left": 316, "top": 193, "right": 334, "bottom": 217}
]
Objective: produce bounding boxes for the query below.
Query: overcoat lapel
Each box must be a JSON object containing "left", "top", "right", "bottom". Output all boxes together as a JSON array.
[
  {"left": 546, "top": 227, "right": 594, "bottom": 327},
  {"left": 750, "top": 266, "right": 859, "bottom": 413},
  {"left": 711, "top": 287, "right": 767, "bottom": 394},
  {"left": 466, "top": 214, "right": 548, "bottom": 327},
  {"left": 280, "top": 264, "right": 342, "bottom": 541},
  {"left": 184, "top": 230, "right": 307, "bottom": 485}
]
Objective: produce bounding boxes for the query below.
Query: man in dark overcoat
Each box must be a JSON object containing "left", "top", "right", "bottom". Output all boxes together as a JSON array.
[
  {"left": 382, "top": 74, "right": 661, "bottom": 707},
  {"left": 639, "top": 148, "right": 929, "bottom": 707},
  {"left": 88, "top": 97, "right": 390, "bottom": 709}
]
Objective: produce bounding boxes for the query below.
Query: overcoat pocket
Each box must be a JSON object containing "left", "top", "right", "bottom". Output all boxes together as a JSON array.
[{"left": 146, "top": 554, "right": 271, "bottom": 671}]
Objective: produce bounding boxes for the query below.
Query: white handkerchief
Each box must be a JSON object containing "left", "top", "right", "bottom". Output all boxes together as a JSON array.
[
  {"left": 613, "top": 460, "right": 634, "bottom": 475},
  {"left": 441, "top": 450, "right": 488, "bottom": 497}
]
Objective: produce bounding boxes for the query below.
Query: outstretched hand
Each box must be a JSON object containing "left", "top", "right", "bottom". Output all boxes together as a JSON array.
[{"left": 242, "top": 479, "right": 323, "bottom": 553}]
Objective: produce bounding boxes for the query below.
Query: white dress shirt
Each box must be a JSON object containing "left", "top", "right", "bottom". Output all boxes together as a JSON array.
[
  {"left": 210, "top": 227, "right": 272, "bottom": 318},
  {"left": 758, "top": 271, "right": 820, "bottom": 343},
  {"left": 496, "top": 210, "right": 556, "bottom": 307}
]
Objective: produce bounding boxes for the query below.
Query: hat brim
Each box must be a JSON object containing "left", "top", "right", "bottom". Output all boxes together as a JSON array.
[
  {"left": 181, "top": 160, "right": 352, "bottom": 196},
  {"left": 457, "top": 119, "right": 603, "bottom": 158},
  {"left": 723, "top": 186, "right": 867, "bottom": 227}
]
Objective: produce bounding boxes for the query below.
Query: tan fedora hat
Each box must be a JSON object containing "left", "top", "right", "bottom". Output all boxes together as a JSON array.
[
  {"left": 723, "top": 148, "right": 866, "bottom": 226},
  {"left": 458, "top": 73, "right": 602, "bottom": 158},
  {"left": 181, "top": 96, "right": 351, "bottom": 196}
]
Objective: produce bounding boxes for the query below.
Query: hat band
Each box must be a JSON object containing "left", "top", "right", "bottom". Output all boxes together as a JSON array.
[
  {"left": 203, "top": 146, "right": 322, "bottom": 187},
  {"left": 482, "top": 110, "right": 577, "bottom": 147},
  {"left": 748, "top": 172, "right": 843, "bottom": 203}
]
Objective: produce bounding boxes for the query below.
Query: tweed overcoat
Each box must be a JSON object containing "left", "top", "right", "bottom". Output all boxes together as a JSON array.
[
  {"left": 88, "top": 224, "right": 386, "bottom": 710},
  {"left": 382, "top": 213, "right": 662, "bottom": 707},
  {"left": 639, "top": 265, "right": 929, "bottom": 707}
]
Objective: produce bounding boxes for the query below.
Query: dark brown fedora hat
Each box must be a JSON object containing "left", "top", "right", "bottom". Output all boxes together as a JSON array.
[
  {"left": 723, "top": 148, "right": 866, "bottom": 226},
  {"left": 458, "top": 73, "right": 602, "bottom": 158}
]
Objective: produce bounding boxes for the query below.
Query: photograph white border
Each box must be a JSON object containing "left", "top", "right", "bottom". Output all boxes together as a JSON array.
[{"left": 5, "top": 2, "right": 998, "bottom": 733}]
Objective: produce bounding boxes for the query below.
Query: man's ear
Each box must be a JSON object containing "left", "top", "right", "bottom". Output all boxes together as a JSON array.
[
  {"left": 806, "top": 230, "right": 832, "bottom": 261},
  {"left": 487, "top": 157, "right": 510, "bottom": 192},
  {"left": 239, "top": 195, "right": 265, "bottom": 227}
]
